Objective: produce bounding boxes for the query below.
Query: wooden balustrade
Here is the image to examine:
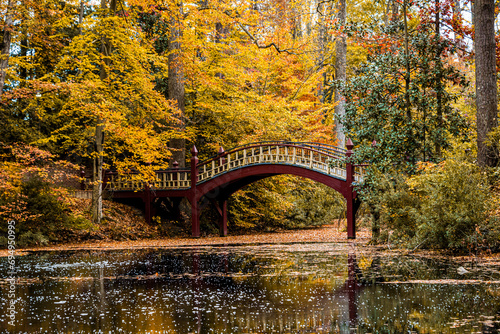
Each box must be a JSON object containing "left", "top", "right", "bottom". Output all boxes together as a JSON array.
[
  {"left": 106, "top": 170, "right": 191, "bottom": 191},
  {"left": 197, "top": 143, "right": 363, "bottom": 184},
  {"left": 104, "top": 142, "right": 365, "bottom": 191}
]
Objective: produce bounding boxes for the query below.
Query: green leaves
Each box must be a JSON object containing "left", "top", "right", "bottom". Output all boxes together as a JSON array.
[{"left": 329, "top": 20, "right": 469, "bottom": 173}]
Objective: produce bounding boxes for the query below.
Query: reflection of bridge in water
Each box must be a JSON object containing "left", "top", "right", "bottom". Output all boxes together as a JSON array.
[
  {"left": 188, "top": 251, "right": 363, "bottom": 333},
  {"left": 96, "top": 140, "right": 365, "bottom": 239}
]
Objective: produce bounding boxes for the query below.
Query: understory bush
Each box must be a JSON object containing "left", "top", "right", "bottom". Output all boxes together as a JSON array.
[
  {"left": 285, "top": 181, "right": 345, "bottom": 229},
  {"left": 0, "top": 143, "right": 91, "bottom": 247},
  {"left": 363, "top": 157, "right": 499, "bottom": 251}
]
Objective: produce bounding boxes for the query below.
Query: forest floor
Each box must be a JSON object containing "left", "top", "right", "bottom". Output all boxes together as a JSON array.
[{"left": 0, "top": 225, "right": 371, "bottom": 257}]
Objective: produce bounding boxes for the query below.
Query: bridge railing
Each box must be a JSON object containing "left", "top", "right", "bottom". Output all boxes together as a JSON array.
[
  {"left": 104, "top": 169, "right": 191, "bottom": 191},
  {"left": 197, "top": 143, "right": 350, "bottom": 183},
  {"left": 105, "top": 172, "right": 143, "bottom": 191},
  {"left": 83, "top": 142, "right": 365, "bottom": 191},
  {"left": 201, "top": 141, "right": 346, "bottom": 162},
  {"left": 150, "top": 170, "right": 191, "bottom": 189}
]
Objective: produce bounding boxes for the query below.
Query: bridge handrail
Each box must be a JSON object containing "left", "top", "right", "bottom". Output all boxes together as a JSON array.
[
  {"left": 197, "top": 141, "right": 346, "bottom": 168},
  {"left": 199, "top": 141, "right": 345, "bottom": 163},
  {"left": 101, "top": 168, "right": 192, "bottom": 191},
  {"left": 81, "top": 141, "right": 366, "bottom": 191}
]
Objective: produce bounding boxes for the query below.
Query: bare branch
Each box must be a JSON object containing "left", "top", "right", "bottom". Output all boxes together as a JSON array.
[{"left": 237, "top": 23, "right": 299, "bottom": 55}]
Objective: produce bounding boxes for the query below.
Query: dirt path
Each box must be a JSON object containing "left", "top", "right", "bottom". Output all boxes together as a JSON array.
[{"left": 0, "top": 226, "right": 371, "bottom": 257}]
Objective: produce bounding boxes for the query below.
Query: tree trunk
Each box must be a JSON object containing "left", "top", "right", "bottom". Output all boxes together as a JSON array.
[
  {"left": 384, "top": 0, "right": 399, "bottom": 24},
  {"left": 92, "top": 124, "right": 104, "bottom": 225},
  {"left": 79, "top": 0, "right": 84, "bottom": 34},
  {"left": 20, "top": 35, "right": 28, "bottom": 81},
  {"left": 0, "top": 0, "right": 13, "bottom": 98},
  {"left": 387, "top": 0, "right": 399, "bottom": 22},
  {"left": 475, "top": 0, "right": 498, "bottom": 167},
  {"left": 403, "top": 0, "right": 410, "bottom": 121},
  {"left": 334, "top": 0, "right": 346, "bottom": 148},
  {"left": 435, "top": 0, "right": 443, "bottom": 159},
  {"left": 92, "top": 0, "right": 116, "bottom": 225},
  {"left": 317, "top": 0, "right": 326, "bottom": 102},
  {"left": 168, "top": 3, "right": 186, "bottom": 167}
]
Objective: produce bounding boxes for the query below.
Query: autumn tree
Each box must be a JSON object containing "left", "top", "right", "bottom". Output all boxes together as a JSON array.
[
  {"left": 475, "top": 0, "right": 498, "bottom": 167},
  {"left": 40, "top": 1, "right": 187, "bottom": 224},
  {"left": 0, "top": 0, "right": 84, "bottom": 149},
  {"left": 92, "top": 0, "right": 116, "bottom": 225},
  {"left": 167, "top": 2, "right": 187, "bottom": 167},
  {"left": 329, "top": 1, "right": 469, "bottom": 172}
]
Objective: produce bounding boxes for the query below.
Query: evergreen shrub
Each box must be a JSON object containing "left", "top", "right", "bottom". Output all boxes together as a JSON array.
[{"left": 363, "top": 158, "right": 498, "bottom": 251}]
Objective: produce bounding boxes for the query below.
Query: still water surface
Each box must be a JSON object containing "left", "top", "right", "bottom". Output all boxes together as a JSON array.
[{"left": 1, "top": 243, "right": 500, "bottom": 333}]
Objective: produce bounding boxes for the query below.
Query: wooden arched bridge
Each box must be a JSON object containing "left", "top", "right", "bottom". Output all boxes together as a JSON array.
[{"left": 96, "top": 140, "right": 364, "bottom": 239}]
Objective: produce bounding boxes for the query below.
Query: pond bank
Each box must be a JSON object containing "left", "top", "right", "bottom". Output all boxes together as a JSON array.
[
  {"left": 1, "top": 225, "right": 371, "bottom": 257},
  {"left": 4, "top": 225, "right": 500, "bottom": 263}
]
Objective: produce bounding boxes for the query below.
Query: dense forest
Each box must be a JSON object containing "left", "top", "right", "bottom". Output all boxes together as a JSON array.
[{"left": 1, "top": 0, "right": 499, "bottom": 251}]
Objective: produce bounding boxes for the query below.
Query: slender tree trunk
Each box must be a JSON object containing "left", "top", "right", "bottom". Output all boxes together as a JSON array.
[
  {"left": 20, "top": 35, "right": 27, "bottom": 81},
  {"left": 317, "top": 0, "right": 326, "bottom": 102},
  {"left": 435, "top": 0, "right": 443, "bottom": 159},
  {"left": 0, "top": 0, "right": 13, "bottom": 97},
  {"left": 403, "top": 0, "right": 415, "bottom": 165},
  {"left": 475, "top": 0, "right": 498, "bottom": 167},
  {"left": 384, "top": 0, "right": 390, "bottom": 25},
  {"left": 92, "top": 124, "right": 104, "bottom": 225},
  {"left": 387, "top": 1, "right": 399, "bottom": 56},
  {"left": 168, "top": 3, "right": 186, "bottom": 167},
  {"left": 391, "top": 0, "right": 399, "bottom": 21},
  {"left": 334, "top": 0, "right": 346, "bottom": 148},
  {"left": 92, "top": 0, "right": 116, "bottom": 225},
  {"left": 403, "top": 0, "right": 410, "bottom": 120},
  {"left": 79, "top": 0, "right": 84, "bottom": 34},
  {"left": 452, "top": 0, "right": 465, "bottom": 57}
]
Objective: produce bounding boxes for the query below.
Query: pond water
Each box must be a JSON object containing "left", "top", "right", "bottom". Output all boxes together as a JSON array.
[{"left": 1, "top": 243, "right": 500, "bottom": 333}]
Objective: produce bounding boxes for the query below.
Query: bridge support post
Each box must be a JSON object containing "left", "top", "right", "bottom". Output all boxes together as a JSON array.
[
  {"left": 219, "top": 199, "right": 227, "bottom": 237},
  {"left": 218, "top": 147, "right": 228, "bottom": 237},
  {"left": 346, "top": 139, "right": 356, "bottom": 239},
  {"left": 346, "top": 196, "right": 355, "bottom": 239},
  {"left": 144, "top": 182, "right": 152, "bottom": 225},
  {"left": 190, "top": 146, "right": 200, "bottom": 237},
  {"left": 191, "top": 199, "right": 200, "bottom": 237}
]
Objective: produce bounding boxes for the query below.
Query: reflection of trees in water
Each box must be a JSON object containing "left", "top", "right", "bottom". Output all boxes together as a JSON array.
[
  {"left": 8, "top": 248, "right": 500, "bottom": 333},
  {"left": 354, "top": 255, "right": 500, "bottom": 334},
  {"left": 356, "top": 284, "right": 500, "bottom": 333},
  {"left": 185, "top": 251, "right": 361, "bottom": 333}
]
